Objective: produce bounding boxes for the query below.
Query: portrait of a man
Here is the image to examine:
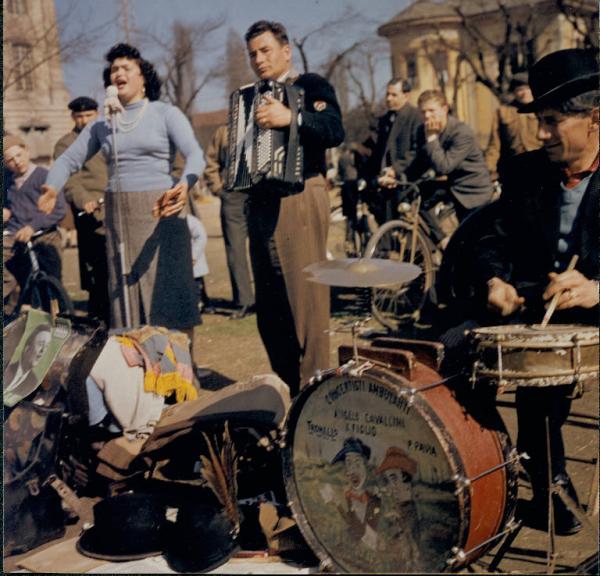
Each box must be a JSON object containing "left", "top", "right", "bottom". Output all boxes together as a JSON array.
[{"left": 4, "top": 323, "right": 52, "bottom": 403}]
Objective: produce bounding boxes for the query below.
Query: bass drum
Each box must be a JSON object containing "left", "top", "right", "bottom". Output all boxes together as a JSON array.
[{"left": 282, "top": 363, "right": 517, "bottom": 573}]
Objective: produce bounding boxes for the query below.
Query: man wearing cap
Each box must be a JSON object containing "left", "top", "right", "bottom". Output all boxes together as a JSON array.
[
  {"left": 485, "top": 72, "right": 542, "bottom": 180},
  {"left": 476, "top": 48, "right": 599, "bottom": 536},
  {"left": 54, "top": 97, "right": 109, "bottom": 323},
  {"left": 375, "top": 447, "right": 421, "bottom": 568},
  {"left": 3, "top": 136, "right": 67, "bottom": 314},
  {"left": 331, "top": 437, "right": 381, "bottom": 549},
  {"left": 371, "top": 78, "right": 423, "bottom": 225}
]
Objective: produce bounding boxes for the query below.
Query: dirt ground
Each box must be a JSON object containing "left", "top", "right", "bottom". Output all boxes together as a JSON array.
[{"left": 4, "top": 194, "right": 598, "bottom": 574}]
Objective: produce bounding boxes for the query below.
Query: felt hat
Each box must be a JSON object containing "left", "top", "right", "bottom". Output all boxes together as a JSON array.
[
  {"left": 77, "top": 492, "right": 167, "bottom": 561},
  {"left": 375, "top": 446, "right": 417, "bottom": 478},
  {"left": 331, "top": 437, "right": 371, "bottom": 464},
  {"left": 164, "top": 501, "right": 239, "bottom": 573},
  {"left": 519, "top": 49, "right": 599, "bottom": 113},
  {"left": 68, "top": 96, "right": 99, "bottom": 112}
]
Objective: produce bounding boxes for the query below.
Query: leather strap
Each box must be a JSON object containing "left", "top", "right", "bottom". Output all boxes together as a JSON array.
[{"left": 46, "top": 474, "right": 83, "bottom": 517}]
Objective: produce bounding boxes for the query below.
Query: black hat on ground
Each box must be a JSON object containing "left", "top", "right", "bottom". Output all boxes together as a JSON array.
[
  {"left": 68, "top": 96, "right": 99, "bottom": 112},
  {"left": 519, "top": 49, "right": 599, "bottom": 113},
  {"left": 165, "top": 501, "right": 239, "bottom": 573},
  {"left": 77, "top": 493, "right": 167, "bottom": 561}
]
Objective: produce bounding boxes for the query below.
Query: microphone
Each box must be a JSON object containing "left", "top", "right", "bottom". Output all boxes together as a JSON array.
[{"left": 104, "top": 85, "right": 123, "bottom": 117}]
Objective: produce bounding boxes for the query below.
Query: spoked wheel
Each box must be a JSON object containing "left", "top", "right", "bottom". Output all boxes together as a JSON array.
[{"left": 364, "top": 219, "right": 436, "bottom": 329}]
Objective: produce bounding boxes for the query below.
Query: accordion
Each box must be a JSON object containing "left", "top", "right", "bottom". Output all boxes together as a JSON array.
[{"left": 225, "top": 80, "right": 304, "bottom": 194}]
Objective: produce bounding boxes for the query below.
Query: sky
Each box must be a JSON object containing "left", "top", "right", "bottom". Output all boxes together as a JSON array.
[{"left": 55, "top": 0, "right": 410, "bottom": 112}]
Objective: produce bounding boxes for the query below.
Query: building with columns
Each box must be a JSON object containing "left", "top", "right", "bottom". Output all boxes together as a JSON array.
[
  {"left": 3, "top": 0, "right": 72, "bottom": 164},
  {"left": 378, "top": 0, "right": 597, "bottom": 144}
]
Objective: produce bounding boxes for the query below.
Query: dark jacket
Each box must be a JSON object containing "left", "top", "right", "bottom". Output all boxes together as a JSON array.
[
  {"left": 294, "top": 73, "right": 345, "bottom": 178},
  {"left": 380, "top": 103, "right": 422, "bottom": 177},
  {"left": 407, "top": 116, "right": 493, "bottom": 209},
  {"left": 476, "top": 149, "right": 599, "bottom": 324}
]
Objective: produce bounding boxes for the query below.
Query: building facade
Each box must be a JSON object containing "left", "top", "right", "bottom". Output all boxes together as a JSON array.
[
  {"left": 3, "top": 0, "right": 72, "bottom": 164},
  {"left": 378, "top": 0, "right": 597, "bottom": 144}
]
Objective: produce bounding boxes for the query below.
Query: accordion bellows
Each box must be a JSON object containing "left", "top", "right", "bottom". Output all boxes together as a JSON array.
[{"left": 225, "top": 80, "right": 304, "bottom": 194}]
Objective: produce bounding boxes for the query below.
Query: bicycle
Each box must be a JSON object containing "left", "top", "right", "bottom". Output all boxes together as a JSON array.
[
  {"left": 3, "top": 229, "right": 74, "bottom": 325},
  {"left": 364, "top": 178, "right": 458, "bottom": 330},
  {"left": 328, "top": 180, "right": 377, "bottom": 259}
]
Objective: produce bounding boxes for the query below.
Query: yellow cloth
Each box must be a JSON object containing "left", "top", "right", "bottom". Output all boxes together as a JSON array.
[{"left": 115, "top": 326, "right": 197, "bottom": 403}]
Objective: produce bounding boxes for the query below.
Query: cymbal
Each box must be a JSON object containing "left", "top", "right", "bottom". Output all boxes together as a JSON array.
[{"left": 304, "top": 258, "right": 421, "bottom": 288}]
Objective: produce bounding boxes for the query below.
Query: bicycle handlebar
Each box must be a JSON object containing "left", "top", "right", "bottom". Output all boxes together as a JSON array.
[
  {"left": 3, "top": 227, "right": 54, "bottom": 241},
  {"left": 77, "top": 197, "right": 105, "bottom": 217}
]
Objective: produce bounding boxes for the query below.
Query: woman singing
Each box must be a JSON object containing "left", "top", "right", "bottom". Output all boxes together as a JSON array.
[{"left": 40, "top": 44, "right": 203, "bottom": 338}]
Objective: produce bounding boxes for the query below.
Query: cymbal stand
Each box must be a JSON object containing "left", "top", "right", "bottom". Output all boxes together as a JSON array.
[{"left": 543, "top": 417, "right": 597, "bottom": 574}]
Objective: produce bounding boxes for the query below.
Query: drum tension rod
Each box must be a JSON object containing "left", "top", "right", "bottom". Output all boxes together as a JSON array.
[
  {"left": 446, "top": 518, "right": 522, "bottom": 568},
  {"left": 399, "top": 374, "right": 461, "bottom": 406},
  {"left": 452, "top": 450, "right": 529, "bottom": 495}
]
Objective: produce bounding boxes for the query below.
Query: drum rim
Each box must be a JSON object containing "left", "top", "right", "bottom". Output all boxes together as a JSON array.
[
  {"left": 470, "top": 324, "right": 599, "bottom": 345},
  {"left": 281, "top": 367, "right": 470, "bottom": 573}
]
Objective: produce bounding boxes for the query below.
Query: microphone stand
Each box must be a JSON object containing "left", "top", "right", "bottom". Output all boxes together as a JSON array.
[{"left": 108, "top": 107, "right": 133, "bottom": 328}]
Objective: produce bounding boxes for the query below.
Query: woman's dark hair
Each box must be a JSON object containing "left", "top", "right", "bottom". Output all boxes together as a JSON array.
[{"left": 102, "top": 43, "right": 162, "bottom": 101}]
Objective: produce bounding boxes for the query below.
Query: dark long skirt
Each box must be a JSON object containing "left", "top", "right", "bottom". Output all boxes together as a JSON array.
[{"left": 105, "top": 189, "right": 199, "bottom": 330}]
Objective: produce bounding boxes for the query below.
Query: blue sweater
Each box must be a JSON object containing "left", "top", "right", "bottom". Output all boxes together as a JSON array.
[
  {"left": 5, "top": 166, "right": 67, "bottom": 234},
  {"left": 46, "top": 100, "right": 204, "bottom": 193}
]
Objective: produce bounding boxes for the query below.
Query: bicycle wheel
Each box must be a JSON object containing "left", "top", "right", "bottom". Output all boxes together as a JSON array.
[
  {"left": 21, "top": 273, "right": 75, "bottom": 318},
  {"left": 365, "top": 219, "right": 435, "bottom": 329}
]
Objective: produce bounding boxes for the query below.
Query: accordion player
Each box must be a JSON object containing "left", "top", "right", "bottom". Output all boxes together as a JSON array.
[{"left": 225, "top": 79, "right": 304, "bottom": 195}]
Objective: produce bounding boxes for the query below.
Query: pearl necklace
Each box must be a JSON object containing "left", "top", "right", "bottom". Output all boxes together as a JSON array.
[{"left": 116, "top": 98, "right": 149, "bottom": 133}]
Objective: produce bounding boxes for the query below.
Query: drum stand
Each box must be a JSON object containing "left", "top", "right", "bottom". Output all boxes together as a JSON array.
[
  {"left": 543, "top": 418, "right": 598, "bottom": 574},
  {"left": 488, "top": 417, "right": 597, "bottom": 574}
]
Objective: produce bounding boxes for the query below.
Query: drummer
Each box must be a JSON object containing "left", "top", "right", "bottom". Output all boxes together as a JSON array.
[{"left": 474, "top": 49, "right": 599, "bottom": 536}]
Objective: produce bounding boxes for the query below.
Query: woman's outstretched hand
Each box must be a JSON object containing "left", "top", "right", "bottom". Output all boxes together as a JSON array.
[{"left": 152, "top": 182, "right": 188, "bottom": 218}]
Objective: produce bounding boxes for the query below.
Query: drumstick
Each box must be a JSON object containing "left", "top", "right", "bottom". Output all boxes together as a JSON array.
[{"left": 540, "top": 254, "right": 579, "bottom": 328}]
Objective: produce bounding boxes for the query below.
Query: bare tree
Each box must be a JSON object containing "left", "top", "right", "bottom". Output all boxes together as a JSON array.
[
  {"left": 427, "top": 0, "right": 597, "bottom": 104},
  {"left": 142, "top": 15, "right": 226, "bottom": 118},
  {"left": 224, "top": 28, "right": 254, "bottom": 97},
  {"left": 556, "top": 0, "right": 599, "bottom": 48},
  {"left": 292, "top": 7, "right": 364, "bottom": 74},
  {"left": 3, "top": 0, "right": 115, "bottom": 92}
]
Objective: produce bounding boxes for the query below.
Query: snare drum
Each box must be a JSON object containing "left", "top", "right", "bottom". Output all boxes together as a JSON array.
[
  {"left": 281, "top": 361, "right": 517, "bottom": 573},
  {"left": 469, "top": 324, "right": 599, "bottom": 388}
]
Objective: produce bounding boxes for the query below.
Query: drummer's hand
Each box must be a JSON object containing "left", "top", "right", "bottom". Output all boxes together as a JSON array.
[
  {"left": 38, "top": 185, "right": 58, "bottom": 215},
  {"left": 487, "top": 277, "right": 525, "bottom": 316},
  {"left": 152, "top": 182, "right": 188, "bottom": 218},
  {"left": 544, "top": 270, "right": 600, "bottom": 310},
  {"left": 255, "top": 94, "right": 292, "bottom": 129},
  {"left": 3, "top": 208, "right": 11, "bottom": 223}
]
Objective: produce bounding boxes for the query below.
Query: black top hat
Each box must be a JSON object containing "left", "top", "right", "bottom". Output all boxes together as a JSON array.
[
  {"left": 68, "top": 96, "right": 99, "bottom": 112},
  {"left": 165, "top": 501, "right": 239, "bottom": 573},
  {"left": 331, "top": 436, "right": 371, "bottom": 464},
  {"left": 519, "top": 49, "right": 599, "bottom": 113},
  {"left": 77, "top": 493, "right": 167, "bottom": 561}
]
